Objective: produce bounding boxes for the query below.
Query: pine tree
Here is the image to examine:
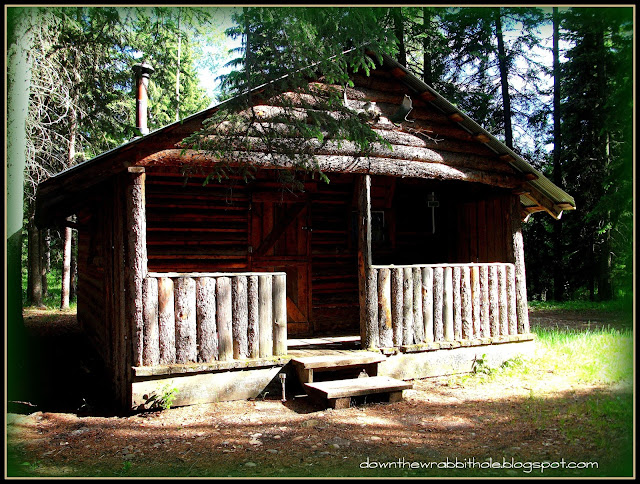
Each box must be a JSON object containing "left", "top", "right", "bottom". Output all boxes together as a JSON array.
[
  {"left": 130, "top": 7, "right": 212, "bottom": 130},
  {"left": 183, "top": 7, "right": 398, "bottom": 186},
  {"left": 560, "top": 7, "right": 633, "bottom": 301}
]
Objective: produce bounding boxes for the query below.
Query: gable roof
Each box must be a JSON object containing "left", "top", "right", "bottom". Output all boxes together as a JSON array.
[
  {"left": 370, "top": 51, "right": 575, "bottom": 220},
  {"left": 35, "top": 50, "right": 575, "bottom": 227}
]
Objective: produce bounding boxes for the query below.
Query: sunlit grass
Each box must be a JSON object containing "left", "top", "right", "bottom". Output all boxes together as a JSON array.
[
  {"left": 21, "top": 268, "right": 77, "bottom": 311},
  {"left": 528, "top": 299, "right": 629, "bottom": 312},
  {"left": 532, "top": 325, "right": 633, "bottom": 384}
]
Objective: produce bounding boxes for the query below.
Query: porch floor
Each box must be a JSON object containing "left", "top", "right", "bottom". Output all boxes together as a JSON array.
[{"left": 287, "top": 335, "right": 361, "bottom": 357}]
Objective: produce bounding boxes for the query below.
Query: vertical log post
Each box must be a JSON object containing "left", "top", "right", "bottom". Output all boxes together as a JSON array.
[
  {"left": 258, "top": 275, "right": 273, "bottom": 358},
  {"left": 391, "top": 267, "right": 404, "bottom": 346},
  {"left": 216, "top": 276, "right": 233, "bottom": 361},
  {"left": 125, "top": 167, "right": 147, "bottom": 368},
  {"left": 498, "top": 264, "right": 509, "bottom": 336},
  {"left": 443, "top": 266, "right": 454, "bottom": 342},
  {"left": 357, "top": 174, "right": 378, "bottom": 349},
  {"left": 480, "top": 265, "right": 490, "bottom": 338},
  {"left": 511, "top": 196, "right": 530, "bottom": 333},
  {"left": 377, "top": 268, "right": 393, "bottom": 347},
  {"left": 174, "top": 277, "right": 197, "bottom": 364},
  {"left": 422, "top": 267, "right": 434, "bottom": 343},
  {"left": 471, "top": 266, "right": 481, "bottom": 338},
  {"left": 196, "top": 277, "right": 218, "bottom": 362},
  {"left": 232, "top": 276, "right": 249, "bottom": 359},
  {"left": 433, "top": 267, "right": 444, "bottom": 341},
  {"left": 365, "top": 269, "right": 379, "bottom": 349},
  {"left": 157, "top": 277, "right": 176, "bottom": 364},
  {"left": 142, "top": 277, "right": 159, "bottom": 366},
  {"left": 489, "top": 265, "right": 499, "bottom": 337},
  {"left": 412, "top": 267, "right": 424, "bottom": 344},
  {"left": 461, "top": 266, "right": 473, "bottom": 340},
  {"left": 273, "top": 273, "right": 287, "bottom": 356},
  {"left": 506, "top": 264, "right": 518, "bottom": 335},
  {"left": 247, "top": 275, "right": 260, "bottom": 358},
  {"left": 402, "top": 267, "right": 414, "bottom": 345},
  {"left": 452, "top": 266, "right": 462, "bottom": 340}
]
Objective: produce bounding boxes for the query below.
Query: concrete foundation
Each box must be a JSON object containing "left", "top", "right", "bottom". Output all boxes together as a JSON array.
[
  {"left": 130, "top": 339, "right": 535, "bottom": 410},
  {"left": 378, "top": 339, "right": 535, "bottom": 380}
]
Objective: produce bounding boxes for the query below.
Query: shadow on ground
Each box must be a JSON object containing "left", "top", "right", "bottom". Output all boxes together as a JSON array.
[{"left": 8, "top": 311, "right": 119, "bottom": 417}]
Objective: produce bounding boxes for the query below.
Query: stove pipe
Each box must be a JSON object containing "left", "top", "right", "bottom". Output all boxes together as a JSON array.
[{"left": 133, "top": 62, "right": 154, "bottom": 136}]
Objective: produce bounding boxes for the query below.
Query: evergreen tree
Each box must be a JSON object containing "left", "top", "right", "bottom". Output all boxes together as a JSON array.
[
  {"left": 560, "top": 7, "right": 633, "bottom": 301},
  {"left": 183, "top": 7, "right": 398, "bottom": 186},
  {"left": 130, "top": 7, "right": 212, "bottom": 130},
  {"left": 438, "top": 7, "right": 547, "bottom": 153}
]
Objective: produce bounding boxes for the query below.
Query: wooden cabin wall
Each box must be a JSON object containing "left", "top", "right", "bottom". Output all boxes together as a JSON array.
[
  {"left": 309, "top": 173, "right": 359, "bottom": 334},
  {"left": 76, "top": 176, "right": 129, "bottom": 406},
  {"left": 144, "top": 169, "right": 361, "bottom": 335},
  {"left": 145, "top": 171, "right": 251, "bottom": 272},
  {"left": 140, "top": 68, "right": 522, "bottom": 336},
  {"left": 77, "top": 199, "right": 109, "bottom": 361},
  {"left": 452, "top": 194, "right": 514, "bottom": 264},
  {"left": 370, "top": 177, "right": 515, "bottom": 265}
]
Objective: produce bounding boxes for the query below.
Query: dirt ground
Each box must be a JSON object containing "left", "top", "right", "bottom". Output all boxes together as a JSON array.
[{"left": 6, "top": 307, "right": 634, "bottom": 478}]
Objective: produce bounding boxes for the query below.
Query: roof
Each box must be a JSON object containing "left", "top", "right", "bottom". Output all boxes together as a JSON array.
[
  {"left": 35, "top": 49, "right": 575, "bottom": 226},
  {"left": 371, "top": 51, "right": 575, "bottom": 219}
]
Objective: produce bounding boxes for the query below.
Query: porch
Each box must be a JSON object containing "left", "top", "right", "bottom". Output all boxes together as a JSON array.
[{"left": 135, "top": 260, "right": 532, "bottom": 370}]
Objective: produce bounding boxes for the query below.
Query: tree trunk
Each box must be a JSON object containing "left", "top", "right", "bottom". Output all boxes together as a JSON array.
[
  {"left": 422, "top": 7, "right": 433, "bottom": 84},
  {"left": 28, "top": 218, "right": 44, "bottom": 308},
  {"left": 595, "top": 23, "right": 613, "bottom": 301},
  {"left": 40, "top": 228, "right": 49, "bottom": 298},
  {"left": 393, "top": 8, "right": 407, "bottom": 67},
  {"left": 175, "top": 9, "right": 182, "bottom": 122},
  {"left": 7, "top": 6, "right": 35, "bottom": 402},
  {"left": 494, "top": 8, "right": 513, "bottom": 149},
  {"left": 60, "top": 225, "right": 72, "bottom": 309},
  {"left": 70, "top": 229, "right": 77, "bottom": 301},
  {"left": 552, "top": 7, "right": 564, "bottom": 301}
]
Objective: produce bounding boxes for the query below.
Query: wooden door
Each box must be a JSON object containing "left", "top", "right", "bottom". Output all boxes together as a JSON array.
[{"left": 250, "top": 192, "right": 312, "bottom": 335}]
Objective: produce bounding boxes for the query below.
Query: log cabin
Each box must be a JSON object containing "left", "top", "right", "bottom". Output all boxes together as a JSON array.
[{"left": 35, "top": 51, "right": 575, "bottom": 411}]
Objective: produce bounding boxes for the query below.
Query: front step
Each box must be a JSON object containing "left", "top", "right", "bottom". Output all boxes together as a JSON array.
[
  {"left": 291, "top": 351, "right": 385, "bottom": 384},
  {"left": 304, "top": 376, "right": 413, "bottom": 409}
]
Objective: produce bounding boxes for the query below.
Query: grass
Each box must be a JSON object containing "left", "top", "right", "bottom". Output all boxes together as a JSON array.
[
  {"left": 532, "top": 324, "right": 633, "bottom": 384},
  {"left": 22, "top": 268, "right": 77, "bottom": 311},
  {"left": 443, "top": 322, "right": 634, "bottom": 477},
  {"left": 528, "top": 299, "right": 630, "bottom": 312},
  {"left": 452, "top": 323, "right": 633, "bottom": 387},
  {"left": 7, "top": 303, "right": 635, "bottom": 478}
]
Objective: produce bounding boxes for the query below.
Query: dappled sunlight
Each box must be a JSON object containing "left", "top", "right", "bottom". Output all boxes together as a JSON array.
[
  {"left": 8, "top": 307, "right": 634, "bottom": 478},
  {"left": 8, "top": 380, "right": 633, "bottom": 477}
]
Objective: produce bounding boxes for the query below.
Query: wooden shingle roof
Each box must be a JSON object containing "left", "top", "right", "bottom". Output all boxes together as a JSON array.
[{"left": 35, "top": 49, "right": 575, "bottom": 227}]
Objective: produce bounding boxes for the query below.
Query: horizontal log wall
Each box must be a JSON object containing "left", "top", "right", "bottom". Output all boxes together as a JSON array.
[
  {"left": 145, "top": 172, "right": 250, "bottom": 273},
  {"left": 369, "top": 263, "right": 523, "bottom": 349},
  {"left": 138, "top": 272, "right": 287, "bottom": 367},
  {"left": 310, "top": 174, "right": 359, "bottom": 333}
]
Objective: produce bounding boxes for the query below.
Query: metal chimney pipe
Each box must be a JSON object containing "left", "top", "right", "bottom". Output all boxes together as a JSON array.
[{"left": 133, "top": 62, "right": 154, "bottom": 136}]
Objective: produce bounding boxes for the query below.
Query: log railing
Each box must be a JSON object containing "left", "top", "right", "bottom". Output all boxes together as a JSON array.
[
  {"left": 366, "top": 263, "right": 530, "bottom": 350},
  {"left": 138, "top": 272, "right": 287, "bottom": 367}
]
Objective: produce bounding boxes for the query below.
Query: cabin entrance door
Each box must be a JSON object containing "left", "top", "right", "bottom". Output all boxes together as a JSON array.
[{"left": 250, "top": 192, "right": 312, "bottom": 335}]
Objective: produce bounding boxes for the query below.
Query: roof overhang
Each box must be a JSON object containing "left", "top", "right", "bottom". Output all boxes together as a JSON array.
[
  {"left": 370, "top": 51, "right": 576, "bottom": 220},
  {"left": 35, "top": 48, "right": 575, "bottom": 227}
]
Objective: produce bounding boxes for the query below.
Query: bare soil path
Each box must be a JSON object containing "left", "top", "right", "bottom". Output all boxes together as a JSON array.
[{"left": 6, "top": 307, "right": 634, "bottom": 478}]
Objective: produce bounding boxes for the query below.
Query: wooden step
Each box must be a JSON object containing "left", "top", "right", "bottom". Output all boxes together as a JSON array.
[
  {"left": 291, "top": 351, "right": 386, "bottom": 384},
  {"left": 304, "top": 376, "right": 413, "bottom": 409},
  {"left": 291, "top": 351, "right": 384, "bottom": 370}
]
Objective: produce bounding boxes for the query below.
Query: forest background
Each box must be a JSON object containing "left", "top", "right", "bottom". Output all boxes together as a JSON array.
[{"left": 6, "top": 6, "right": 634, "bottom": 320}]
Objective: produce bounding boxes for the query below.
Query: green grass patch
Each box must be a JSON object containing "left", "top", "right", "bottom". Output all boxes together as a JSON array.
[
  {"left": 22, "top": 268, "right": 77, "bottom": 311},
  {"left": 532, "top": 324, "right": 633, "bottom": 384},
  {"left": 442, "top": 321, "right": 634, "bottom": 477},
  {"left": 528, "top": 299, "right": 628, "bottom": 312}
]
